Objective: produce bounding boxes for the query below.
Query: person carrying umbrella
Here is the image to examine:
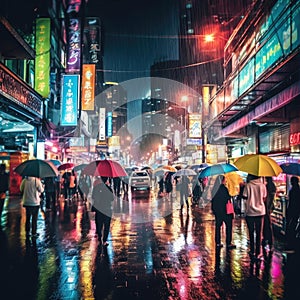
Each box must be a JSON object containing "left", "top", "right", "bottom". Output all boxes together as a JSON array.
[
  {"left": 284, "top": 176, "right": 300, "bottom": 254},
  {"left": 211, "top": 175, "right": 236, "bottom": 250},
  {"left": 262, "top": 176, "right": 276, "bottom": 252},
  {"left": 92, "top": 176, "right": 114, "bottom": 246},
  {"left": 20, "top": 176, "right": 44, "bottom": 238},
  {"left": 242, "top": 174, "right": 267, "bottom": 261},
  {"left": 179, "top": 175, "right": 190, "bottom": 212}
]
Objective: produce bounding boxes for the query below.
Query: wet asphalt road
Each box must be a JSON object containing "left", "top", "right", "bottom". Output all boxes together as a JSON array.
[{"left": 0, "top": 189, "right": 299, "bottom": 300}]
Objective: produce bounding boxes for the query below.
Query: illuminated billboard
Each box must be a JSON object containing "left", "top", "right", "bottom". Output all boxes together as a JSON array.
[
  {"left": 35, "top": 18, "right": 50, "bottom": 98},
  {"left": 81, "top": 64, "right": 95, "bottom": 110},
  {"left": 61, "top": 75, "right": 79, "bottom": 126}
]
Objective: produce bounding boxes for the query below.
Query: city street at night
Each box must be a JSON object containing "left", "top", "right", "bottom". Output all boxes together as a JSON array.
[
  {"left": 0, "top": 190, "right": 299, "bottom": 300},
  {"left": 1, "top": 0, "right": 300, "bottom": 299}
]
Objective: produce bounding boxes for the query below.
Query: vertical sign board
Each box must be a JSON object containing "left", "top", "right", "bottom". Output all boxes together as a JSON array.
[
  {"left": 81, "top": 64, "right": 95, "bottom": 110},
  {"left": 66, "top": 18, "right": 81, "bottom": 73},
  {"left": 61, "top": 75, "right": 79, "bottom": 126},
  {"left": 99, "top": 108, "right": 106, "bottom": 140},
  {"left": 35, "top": 18, "right": 51, "bottom": 98},
  {"left": 107, "top": 112, "right": 112, "bottom": 137},
  {"left": 188, "top": 114, "right": 202, "bottom": 138},
  {"left": 84, "top": 17, "right": 101, "bottom": 65}
]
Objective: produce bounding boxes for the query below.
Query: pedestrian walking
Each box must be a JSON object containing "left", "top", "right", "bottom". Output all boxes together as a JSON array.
[
  {"left": 0, "top": 163, "right": 9, "bottom": 221},
  {"left": 262, "top": 176, "right": 276, "bottom": 251},
  {"left": 92, "top": 176, "right": 114, "bottom": 246},
  {"left": 164, "top": 172, "right": 173, "bottom": 196},
  {"left": 179, "top": 176, "right": 190, "bottom": 212},
  {"left": 243, "top": 174, "right": 267, "bottom": 261},
  {"left": 113, "top": 177, "right": 121, "bottom": 197},
  {"left": 62, "top": 171, "right": 71, "bottom": 199},
  {"left": 157, "top": 176, "right": 164, "bottom": 197},
  {"left": 284, "top": 176, "right": 300, "bottom": 254},
  {"left": 20, "top": 176, "right": 44, "bottom": 238},
  {"left": 44, "top": 176, "right": 57, "bottom": 210},
  {"left": 211, "top": 175, "right": 236, "bottom": 250},
  {"left": 69, "top": 170, "right": 77, "bottom": 199}
]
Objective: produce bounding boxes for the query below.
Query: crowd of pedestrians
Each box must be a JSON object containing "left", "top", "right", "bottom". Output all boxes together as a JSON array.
[{"left": 0, "top": 161, "right": 300, "bottom": 262}]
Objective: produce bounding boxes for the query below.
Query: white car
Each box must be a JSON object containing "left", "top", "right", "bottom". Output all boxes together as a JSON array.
[{"left": 129, "top": 171, "right": 151, "bottom": 192}]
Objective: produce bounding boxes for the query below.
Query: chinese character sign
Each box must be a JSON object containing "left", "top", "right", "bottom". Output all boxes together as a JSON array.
[
  {"left": 35, "top": 18, "right": 50, "bottom": 98},
  {"left": 66, "top": 18, "right": 81, "bottom": 72},
  {"left": 81, "top": 64, "right": 95, "bottom": 110},
  {"left": 99, "top": 108, "right": 106, "bottom": 141},
  {"left": 61, "top": 75, "right": 79, "bottom": 126}
]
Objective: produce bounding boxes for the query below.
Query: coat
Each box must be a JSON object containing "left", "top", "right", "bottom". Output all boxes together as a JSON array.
[
  {"left": 20, "top": 177, "right": 44, "bottom": 206},
  {"left": 211, "top": 183, "right": 231, "bottom": 217}
]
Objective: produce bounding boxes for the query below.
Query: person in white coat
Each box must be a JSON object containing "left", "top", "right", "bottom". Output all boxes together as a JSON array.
[
  {"left": 243, "top": 174, "right": 267, "bottom": 261},
  {"left": 20, "top": 176, "right": 44, "bottom": 238}
]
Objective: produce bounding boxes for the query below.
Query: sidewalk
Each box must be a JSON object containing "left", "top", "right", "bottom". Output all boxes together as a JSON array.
[{"left": 0, "top": 194, "right": 299, "bottom": 300}]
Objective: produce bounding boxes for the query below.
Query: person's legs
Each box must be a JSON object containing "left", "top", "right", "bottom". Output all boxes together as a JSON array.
[
  {"left": 225, "top": 215, "right": 233, "bottom": 245},
  {"left": 262, "top": 213, "right": 273, "bottom": 247},
  {"left": 31, "top": 206, "right": 39, "bottom": 236},
  {"left": 215, "top": 217, "right": 223, "bottom": 245},
  {"left": 25, "top": 207, "right": 31, "bottom": 235},
  {"left": 45, "top": 192, "right": 51, "bottom": 209},
  {"left": 0, "top": 198, "right": 5, "bottom": 219},
  {"left": 102, "top": 215, "right": 111, "bottom": 244},
  {"left": 254, "top": 216, "right": 263, "bottom": 257},
  {"left": 246, "top": 216, "right": 255, "bottom": 255}
]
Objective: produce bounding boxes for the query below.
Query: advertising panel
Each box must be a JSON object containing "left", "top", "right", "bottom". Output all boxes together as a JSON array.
[
  {"left": 81, "top": 64, "right": 95, "bottom": 110},
  {"left": 188, "top": 114, "right": 201, "bottom": 138},
  {"left": 84, "top": 17, "right": 101, "bottom": 65},
  {"left": 66, "top": 18, "right": 81, "bottom": 72},
  {"left": 35, "top": 18, "right": 50, "bottom": 98},
  {"left": 99, "top": 107, "right": 106, "bottom": 140},
  {"left": 61, "top": 75, "right": 79, "bottom": 126}
]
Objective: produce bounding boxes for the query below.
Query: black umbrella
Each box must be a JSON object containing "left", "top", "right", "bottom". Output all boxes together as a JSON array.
[{"left": 14, "top": 159, "right": 58, "bottom": 178}]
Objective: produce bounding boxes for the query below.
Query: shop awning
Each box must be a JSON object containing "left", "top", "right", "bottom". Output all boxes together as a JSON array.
[
  {"left": 0, "top": 16, "right": 35, "bottom": 59},
  {"left": 221, "top": 80, "right": 300, "bottom": 137}
]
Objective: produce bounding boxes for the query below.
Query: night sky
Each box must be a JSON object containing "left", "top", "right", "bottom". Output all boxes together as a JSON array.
[{"left": 85, "top": 0, "right": 180, "bottom": 83}]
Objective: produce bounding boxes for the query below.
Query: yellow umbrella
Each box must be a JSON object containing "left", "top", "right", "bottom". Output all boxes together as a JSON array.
[
  {"left": 224, "top": 172, "right": 244, "bottom": 196},
  {"left": 234, "top": 154, "right": 282, "bottom": 177}
]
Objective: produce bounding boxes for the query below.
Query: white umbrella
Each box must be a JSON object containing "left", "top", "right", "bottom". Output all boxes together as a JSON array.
[{"left": 173, "top": 168, "right": 197, "bottom": 177}]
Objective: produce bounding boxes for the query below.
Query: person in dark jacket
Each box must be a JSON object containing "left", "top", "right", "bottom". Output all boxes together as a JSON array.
[
  {"left": 211, "top": 175, "right": 236, "bottom": 249},
  {"left": 92, "top": 176, "right": 114, "bottom": 246},
  {"left": 284, "top": 176, "right": 300, "bottom": 253},
  {"left": 262, "top": 176, "right": 276, "bottom": 251},
  {"left": 0, "top": 164, "right": 9, "bottom": 220}
]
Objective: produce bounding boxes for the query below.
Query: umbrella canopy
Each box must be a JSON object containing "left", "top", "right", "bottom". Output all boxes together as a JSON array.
[
  {"left": 188, "top": 163, "right": 209, "bottom": 172},
  {"left": 234, "top": 154, "right": 282, "bottom": 177},
  {"left": 47, "top": 159, "right": 62, "bottom": 167},
  {"left": 224, "top": 172, "right": 244, "bottom": 196},
  {"left": 82, "top": 159, "right": 127, "bottom": 177},
  {"left": 173, "top": 168, "right": 197, "bottom": 177},
  {"left": 58, "top": 162, "right": 75, "bottom": 171},
  {"left": 14, "top": 159, "right": 58, "bottom": 178},
  {"left": 73, "top": 163, "right": 88, "bottom": 172},
  {"left": 198, "top": 163, "right": 238, "bottom": 179},
  {"left": 153, "top": 165, "right": 177, "bottom": 176},
  {"left": 279, "top": 163, "right": 300, "bottom": 175}
]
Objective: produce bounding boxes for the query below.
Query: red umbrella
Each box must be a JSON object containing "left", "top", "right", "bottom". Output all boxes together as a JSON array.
[
  {"left": 82, "top": 160, "right": 128, "bottom": 177},
  {"left": 58, "top": 162, "right": 75, "bottom": 171}
]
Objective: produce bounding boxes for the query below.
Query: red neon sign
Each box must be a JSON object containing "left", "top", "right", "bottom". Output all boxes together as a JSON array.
[{"left": 290, "top": 132, "right": 300, "bottom": 146}]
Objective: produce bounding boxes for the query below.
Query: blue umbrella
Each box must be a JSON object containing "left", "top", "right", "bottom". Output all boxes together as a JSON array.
[
  {"left": 279, "top": 163, "right": 300, "bottom": 176},
  {"left": 198, "top": 163, "right": 238, "bottom": 178}
]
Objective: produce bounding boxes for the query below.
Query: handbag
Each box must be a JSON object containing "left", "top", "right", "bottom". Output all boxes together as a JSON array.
[{"left": 226, "top": 199, "right": 234, "bottom": 214}]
